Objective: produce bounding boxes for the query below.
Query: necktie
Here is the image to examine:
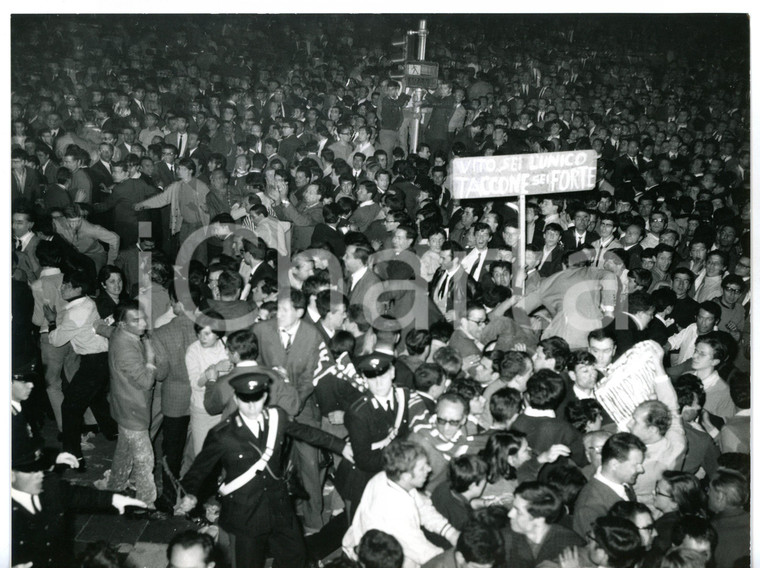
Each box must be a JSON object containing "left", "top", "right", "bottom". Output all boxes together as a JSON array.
[
  {"left": 281, "top": 329, "right": 292, "bottom": 351},
  {"left": 32, "top": 495, "right": 41, "bottom": 513},
  {"left": 577, "top": 236, "right": 582, "bottom": 248},
  {"left": 438, "top": 273, "right": 450, "bottom": 300},
  {"left": 472, "top": 253, "right": 483, "bottom": 278},
  {"left": 386, "top": 399, "right": 393, "bottom": 414},
  {"left": 15, "top": 238, "right": 22, "bottom": 251},
  {"left": 624, "top": 484, "right": 637, "bottom": 502}
]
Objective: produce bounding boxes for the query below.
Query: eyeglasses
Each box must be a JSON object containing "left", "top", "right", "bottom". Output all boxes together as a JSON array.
[
  {"left": 654, "top": 488, "right": 673, "bottom": 499},
  {"left": 724, "top": 288, "right": 742, "bottom": 294},
  {"left": 468, "top": 318, "right": 489, "bottom": 327},
  {"left": 436, "top": 417, "right": 463, "bottom": 427}
]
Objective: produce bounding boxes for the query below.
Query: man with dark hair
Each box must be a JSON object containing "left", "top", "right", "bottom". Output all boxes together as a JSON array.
[
  {"left": 707, "top": 470, "right": 750, "bottom": 568},
  {"left": 315, "top": 290, "right": 349, "bottom": 341},
  {"left": 357, "top": 529, "right": 404, "bottom": 568},
  {"left": 431, "top": 454, "right": 488, "bottom": 530},
  {"left": 12, "top": 205, "right": 42, "bottom": 283},
  {"left": 615, "top": 290, "right": 655, "bottom": 354},
  {"left": 689, "top": 333, "right": 736, "bottom": 419},
  {"left": 93, "top": 159, "right": 158, "bottom": 248},
  {"left": 422, "top": 520, "right": 502, "bottom": 568},
  {"left": 344, "top": 242, "right": 381, "bottom": 307},
  {"left": 667, "top": 301, "right": 722, "bottom": 367},
  {"left": 12, "top": 147, "right": 43, "bottom": 207},
  {"left": 166, "top": 530, "right": 217, "bottom": 568},
  {"left": 395, "top": 329, "right": 433, "bottom": 389},
  {"left": 204, "top": 329, "right": 299, "bottom": 420},
  {"left": 150, "top": 284, "right": 199, "bottom": 509},
  {"left": 671, "top": 515, "right": 718, "bottom": 565},
  {"left": 46, "top": 270, "right": 117, "bottom": 465},
  {"left": 573, "top": 432, "right": 647, "bottom": 536},
  {"left": 647, "top": 288, "right": 678, "bottom": 346},
  {"left": 106, "top": 301, "right": 157, "bottom": 508},
  {"left": 135, "top": 156, "right": 211, "bottom": 261},
  {"left": 499, "top": 481, "right": 585, "bottom": 568},
  {"left": 672, "top": 374, "right": 720, "bottom": 478},
  {"left": 511, "top": 369, "right": 586, "bottom": 466},
  {"left": 408, "top": 363, "right": 446, "bottom": 428},
  {"left": 252, "top": 289, "right": 333, "bottom": 534}
]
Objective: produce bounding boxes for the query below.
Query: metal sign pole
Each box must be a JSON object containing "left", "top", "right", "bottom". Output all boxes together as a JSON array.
[
  {"left": 516, "top": 194, "right": 526, "bottom": 293},
  {"left": 410, "top": 19, "right": 427, "bottom": 155}
]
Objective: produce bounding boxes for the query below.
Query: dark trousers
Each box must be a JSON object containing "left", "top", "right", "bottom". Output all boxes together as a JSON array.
[
  {"left": 225, "top": 510, "right": 308, "bottom": 568},
  {"left": 161, "top": 414, "right": 190, "bottom": 501},
  {"left": 61, "top": 352, "right": 117, "bottom": 457}
]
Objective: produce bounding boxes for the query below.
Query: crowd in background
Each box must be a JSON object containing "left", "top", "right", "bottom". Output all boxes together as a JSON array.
[{"left": 9, "top": 14, "right": 750, "bottom": 568}]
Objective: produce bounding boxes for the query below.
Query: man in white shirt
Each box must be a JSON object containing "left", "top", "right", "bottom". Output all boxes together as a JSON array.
[
  {"left": 460, "top": 222, "right": 492, "bottom": 282},
  {"left": 343, "top": 439, "right": 460, "bottom": 568}
]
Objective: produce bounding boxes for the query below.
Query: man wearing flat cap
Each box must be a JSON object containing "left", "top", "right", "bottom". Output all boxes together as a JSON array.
[
  {"left": 176, "top": 370, "right": 354, "bottom": 568},
  {"left": 335, "top": 352, "right": 411, "bottom": 521}
]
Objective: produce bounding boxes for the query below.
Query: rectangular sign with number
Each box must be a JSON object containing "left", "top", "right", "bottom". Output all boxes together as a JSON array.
[{"left": 451, "top": 150, "right": 597, "bottom": 199}]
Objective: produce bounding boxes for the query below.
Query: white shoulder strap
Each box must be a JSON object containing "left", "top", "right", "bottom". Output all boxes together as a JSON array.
[{"left": 218, "top": 408, "right": 279, "bottom": 496}]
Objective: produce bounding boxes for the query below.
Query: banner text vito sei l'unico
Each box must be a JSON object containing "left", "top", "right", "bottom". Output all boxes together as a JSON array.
[{"left": 451, "top": 150, "right": 598, "bottom": 198}]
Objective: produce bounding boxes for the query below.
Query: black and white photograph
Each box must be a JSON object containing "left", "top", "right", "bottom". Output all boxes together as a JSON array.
[{"left": 6, "top": 10, "right": 754, "bottom": 568}]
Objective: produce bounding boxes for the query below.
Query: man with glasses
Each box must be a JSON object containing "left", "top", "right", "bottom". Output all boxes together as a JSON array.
[
  {"left": 449, "top": 304, "right": 488, "bottom": 359},
  {"left": 581, "top": 430, "right": 613, "bottom": 478},
  {"left": 591, "top": 213, "right": 622, "bottom": 267},
  {"left": 714, "top": 275, "right": 745, "bottom": 342},
  {"left": 608, "top": 501, "right": 660, "bottom": 564},
  {"left": 410, "top": 393, "right": 476, "bottom": 494},
  {"left": 329, "top": 125, "right": 355, "bottom": 163},
  {"left": 640, "top": 210, "right": 667, "bottom": 250}
]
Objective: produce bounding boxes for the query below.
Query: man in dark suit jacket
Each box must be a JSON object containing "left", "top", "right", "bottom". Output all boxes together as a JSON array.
[
  {"left": 12, "top": 149, "right": 43, "bottom": 208},
  {"left": 275, "top": 196, "right": 324, "bottom": 253},
  {"left": 429, "top": 241, "right": 478, "bottom": 321},
  {"left": 251, "top": 291, "right": 333, "bottom": 533},
  {"left": 37, "top": 146, "right": 60, "bottom": 186},
  {"left": 573, "top": 433, "right": 647, "bottom": 536},
  {"left": 311, "top": 204, "right": 346, "bottom": 257},
  {"left": 511, "top": 371, "right": 587, "bottom": 468},
  {"left": 348, "top": 181, "right": 382, "bottom": 234},
  {"left": 88, "top": 144, "right": 115, "bottom": 190},
  {"left": 177, "top": 371, "right": 348, "bottom": 568},
  {"left": 561, "top": 208, "right": 599, "bottom": 251},
  {"left": 154, "top": 145, "right": 179, "bottom": 190},
  {"left": 345, "top": 243, "right": 382, "bottom": 307},
  {"left": 500, "top": 482, "right": 585, "bottom": 568},
  {"left": 93, "top": 161, "right": 157, "bottom": 248},
  {"left": 11, "top": 436, "right": 146, "bottom": 568},
  {"left": 612, "top": 291, "right": 654, "bottom": 355}
]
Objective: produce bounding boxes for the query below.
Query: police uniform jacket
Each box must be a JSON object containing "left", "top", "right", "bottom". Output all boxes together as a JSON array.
[
  {"left": 12, "top": 474, "right": 115, "bottom": 567},
  {"left": 335, "top": 388, "right": 410, "bottom": 505},
  {"left": 181, "top": 405, "right": 345, "bottom": 537}
]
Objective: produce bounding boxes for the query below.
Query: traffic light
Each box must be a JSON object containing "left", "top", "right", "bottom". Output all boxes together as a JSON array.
[{"left": 389, "top": 32, "right": 412, "bottom": 80}]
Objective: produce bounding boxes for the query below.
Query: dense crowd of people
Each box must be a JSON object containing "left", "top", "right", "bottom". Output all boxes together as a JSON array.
[{"left": 9, "top": 13, "right": 750, "bottom": 568}]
